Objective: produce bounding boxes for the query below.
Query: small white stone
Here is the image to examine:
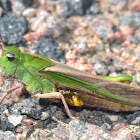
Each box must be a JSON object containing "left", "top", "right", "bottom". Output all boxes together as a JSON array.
[
  {"left": 41, "top": 112, "right": 49, "bottom": 120},
  {"left": 22, "top": 8, "right": 36, "bottom": 17},
  {"left": 107, "top": 115, "right": 119, "bottom": 122},
  {"left": 3, "top": 109, "right": 9, "bottom": 115},
  {"left": 131, "top": 117, "right": 140, "bottom": 125},
  {"left": 8, "top": 115, "right": 23, "bottom": 126}
]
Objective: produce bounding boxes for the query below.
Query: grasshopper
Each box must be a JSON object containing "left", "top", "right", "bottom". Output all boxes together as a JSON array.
[{"left": 0, "top": 35, "right": 140, "bottom": 119}]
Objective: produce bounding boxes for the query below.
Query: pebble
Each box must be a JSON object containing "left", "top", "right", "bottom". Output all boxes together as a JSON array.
[
  {"left": 131, "top": 117, "right": 140, "bottom": 125},
  {"left": 12, "top": 99, "right": 35, "bottom": 112},
  {"left": 29, "top": 128, "right": 54, "bottom": 140},
  {"left": 69, "top": 120, "right": 110, "bottom": 140},
  {"left": 0, "top": 104, "right": 7, "bottom": 114},
  {"left": 22, "top": 8, "right": 36, "bottom": 18},
  {"left": 22, "top": 32, "right": 41, "bottom": 41},
  {"left": 136, "top": 49, "right": 140, "bottom": 63},
  {"left": 119, "top": 26, "right": 133, "bottom": 37},
  {"left": 91, "top": 15, "right": 114, "bottom": 42},
  {"left": 41, "top": 112, "right": 50, "bottom": 120},
  {"left": 129, "top": 125, "right": 140, "bottom": 138},
  {"left": 120, "top": 12, "right": 140, "bottom": 30},
  {"left": 76, "top": 110, "right": 112, "bottom": 127},
  {"left": 20, "top": 107, "right": 42, "bottom": 120},
  {"left": 23, "top": 119, "right": 33, "bottom": 126},
  {"left": 93, "top": 62, "right": 109, "bottom": 75},
  {"left": 65, "top": 52, "right": 78, "bottom": 61},
  {"left": 29, "top": 10, "right": 66, "bottom": 38},
  {"left": 0, "top": 14, "right": 27, "bottom": 44},
  {"left": 107, "top": 114, "right": 119, "bottom": 122},
  {"left": 0, "top": 130, "right": 16, "bottom": 140},
  {"left": 9, "top": 99, "right": 44, "bottom": 120},
  {"left": 86, "top": 5, "right": 100, "bottom": 15},
  {"left": 73, "top": 42, "right": 89, "bottom": 55},
  {"left": 69, "top": 120, "right": 93, "bottom": 140},
  {"left": 111, "top": 126, "right": 132, "bottom": 140},
  {"left": 94, "top": 25, "right": 114, "bottom": 42},
  {"left": 12, "top": 1, "right": 26, "bottom": 16},
  {"left": 126, "top": 111, "right": 140, "bottom": 125},
  {"left": 36, "top": 18, "right": 65, "bottom": 38},
  {"left": 115, "top": 31, "right": 124, "bottom": 42},
  {"left": 136, "top": 72, "right": 140, "bottom": 83},
  {"left": 34, "top": 38, "right": 65, "bottom": 61},
  {"left": 0, "top": 0, "right": 12, "bottom": 13},
  {"left": 67, "top": 59, "right": 94, "bottom": 73},
  {"left": 16, "top": 133, "right": 23, "bottom": 140},
  {"left": 0, "top": 7, "right": 3, "bottom": 18},
  {"left": 129, "top": 1, "right": 140, "bottom": 12},
  {"left": 21, "top": 98, "right": 35, "bottom": 108},
  {"left": 8, "top": 115, "right": 23, "bottom": 127},
  {"left": 60, "top": 0, "right": 93, "bottom": 17},
  {"left": 12, "top": 0, "right": 34, "bottom": 16},
  {"left": 1, "top": 114, "right": 15, "bottom": 130}
]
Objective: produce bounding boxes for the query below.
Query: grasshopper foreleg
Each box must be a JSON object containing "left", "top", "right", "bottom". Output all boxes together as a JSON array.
[{"left": 0, "top": 85, "right": 21, "bottom": 103}]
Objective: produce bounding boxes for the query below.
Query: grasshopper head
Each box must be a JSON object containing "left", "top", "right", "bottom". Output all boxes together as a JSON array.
[
  {"left": 0, "top": 35, "right": 21, "bottom": 76},
  {"left": 0, "top": 46, "right": 21, "bottom": 76}
]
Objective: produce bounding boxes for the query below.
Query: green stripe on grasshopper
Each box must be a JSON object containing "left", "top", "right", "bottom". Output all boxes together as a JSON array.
[
  {"left": 98, "top": 75, "right": 132, "bottom": 84},
  {"left": 39, "top": 71, "right": 135, "bottom": 105}
]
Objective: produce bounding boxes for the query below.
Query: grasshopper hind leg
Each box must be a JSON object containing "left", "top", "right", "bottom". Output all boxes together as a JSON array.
[{"left": 35, "top": 92, "right": 80, "bottom": 120}]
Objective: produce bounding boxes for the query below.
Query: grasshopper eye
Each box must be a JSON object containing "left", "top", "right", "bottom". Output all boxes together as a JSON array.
[{"left": 6, "top": 53, "right": 15, "bottom": 61}]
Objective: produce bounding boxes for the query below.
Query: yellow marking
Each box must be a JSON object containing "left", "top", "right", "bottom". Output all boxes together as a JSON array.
[
  {"left": 72, "top": 95, "right": 83, "bottom": 107},
  {"left": 62, "top": 91, "right": 84, "bottom": 107}
]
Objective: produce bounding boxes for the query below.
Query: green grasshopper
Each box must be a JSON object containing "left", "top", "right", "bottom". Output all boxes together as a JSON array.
[{"left": 0, "top": 35, "right": 140, "bottom": 119}]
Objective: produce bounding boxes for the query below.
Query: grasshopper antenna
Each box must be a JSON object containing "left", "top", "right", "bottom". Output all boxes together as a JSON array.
[
  {"left": 0, "top": 35, "right": 6, "bottom": 50},
  {"left": 0, "top": 35, "right": 7, "bottom": 55}
]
